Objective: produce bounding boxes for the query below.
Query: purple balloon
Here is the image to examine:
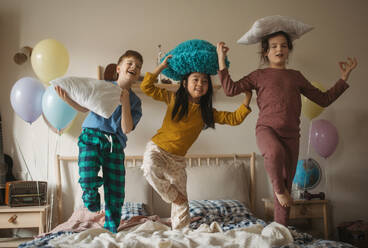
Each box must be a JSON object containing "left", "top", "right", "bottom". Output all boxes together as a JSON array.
[
  {"left": 10, "top": 77, "right": 45, "bottom": 124},
  {"left": 310, "top": 119, "right": 339, "bottom": 158}
]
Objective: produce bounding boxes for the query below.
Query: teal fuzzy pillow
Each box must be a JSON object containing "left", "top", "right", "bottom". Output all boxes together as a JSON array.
[{"left": 161, "top": 39, "right": 230, "bottom": 81}]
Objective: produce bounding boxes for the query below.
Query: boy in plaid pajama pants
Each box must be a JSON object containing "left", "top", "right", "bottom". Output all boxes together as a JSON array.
[
  {"left": 55, "top": 50, "right": 143, "bottom": 233},
  {"left": 78, "top": 128, "right": 126, "bottom": 232}
]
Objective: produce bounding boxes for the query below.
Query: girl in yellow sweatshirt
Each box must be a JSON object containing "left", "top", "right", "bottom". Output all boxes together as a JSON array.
[{"left": 140, "top": 55, "right": 252, "bottom": 229}]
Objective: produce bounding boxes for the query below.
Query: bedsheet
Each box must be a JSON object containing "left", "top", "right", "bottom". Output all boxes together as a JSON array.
[{"left": 19, "top": 216, "right": 356, "bottom": 248}]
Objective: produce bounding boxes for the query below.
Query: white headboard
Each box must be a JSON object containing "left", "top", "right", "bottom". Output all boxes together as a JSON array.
[{"left": 55, "top": 153, "right": 256, "bottom": 224}]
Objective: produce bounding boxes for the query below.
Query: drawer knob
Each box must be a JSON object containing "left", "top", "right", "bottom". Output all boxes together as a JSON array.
[
  {"left": 8, "top": 214, "right": 18, "bottom": 224},
  {"left": 300, "top": 206, "right": 308, "bottom": 215}
]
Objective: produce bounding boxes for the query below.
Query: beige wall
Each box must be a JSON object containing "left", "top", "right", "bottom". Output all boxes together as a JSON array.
[{"left": 1, "top": 0, "right": 367, "bottom": 238}]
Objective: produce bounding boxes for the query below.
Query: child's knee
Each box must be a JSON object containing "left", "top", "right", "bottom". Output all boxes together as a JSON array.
[
  {"left": 82, "top": 192, "right": 101, "bottom": 212},
  {"left": 265, "top": 146, "right": 285, "bottom": 163},
  {"left": 79, "top": 176, "right": 103, "bottom": 189},
  {"left": 141, "top": 160, "right": 159, "bottom": 178}
]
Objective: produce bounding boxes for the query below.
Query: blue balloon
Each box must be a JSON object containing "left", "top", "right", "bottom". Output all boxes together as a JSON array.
[{"left": 42, "top": 86, "right": 77, "bottom": 131}]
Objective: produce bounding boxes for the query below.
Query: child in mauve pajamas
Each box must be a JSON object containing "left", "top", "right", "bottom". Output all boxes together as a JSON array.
[
  {"left": 140, "top": 55, "right": 252, "bottom": 230},
  {"left": 55, "top": 50, "right": 143, "bottom": 233},
  {"left": 217, "top": 31, "right": 357, "bottom": 226}
]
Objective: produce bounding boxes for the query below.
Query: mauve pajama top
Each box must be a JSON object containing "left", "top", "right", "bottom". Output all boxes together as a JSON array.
[{"left": 219, "top": 68, "right": 349, "bottom": 138}]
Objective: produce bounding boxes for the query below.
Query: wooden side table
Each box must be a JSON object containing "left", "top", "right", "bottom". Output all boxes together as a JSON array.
[
  {"left": 262, "top": 198, "right": 330, "bottom": 239},
  {"left": 0, "top": 205, "right": 49, "bottom": 247}
]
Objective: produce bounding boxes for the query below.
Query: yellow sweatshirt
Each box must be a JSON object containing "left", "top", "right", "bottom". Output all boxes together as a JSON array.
[{"left": 140, "top": 72, "right": 251, "bottom": 156}]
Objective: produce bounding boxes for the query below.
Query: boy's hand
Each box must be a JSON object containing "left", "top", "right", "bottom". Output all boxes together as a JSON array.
[
  {"left": 54, "top": 86, "right": 69, "bottom": 101},
  {"left": 120, "top": 88, "right": 133, "bottom": 134},
  {"left": 242, "top": 90, "right": 252, "bottom": 108},
  {"left": 120, "top": 89, "right": 130, "bottom": 103},
  {"left": 54, "top": 85, "right": 89, "bottom": 112},
  {"left": 339, "top": 57, "right": 358, "bottom": 81}
]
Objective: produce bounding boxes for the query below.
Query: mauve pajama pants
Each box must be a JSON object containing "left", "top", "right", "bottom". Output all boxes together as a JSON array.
[{"left": 256, "top": 125, "right": 300, "bottom": 226}]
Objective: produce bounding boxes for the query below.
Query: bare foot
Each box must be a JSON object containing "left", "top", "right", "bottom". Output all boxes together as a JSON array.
[
  {"left": 275, "top": 189, "right": 293, "bottom": 207},
  {"left": 173, "top": 192, "right": 187, "bottom": 205}
]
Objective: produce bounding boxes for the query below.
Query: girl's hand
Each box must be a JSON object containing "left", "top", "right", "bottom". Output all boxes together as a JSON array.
[
  {"left": 159, "top": 55, "right": 172, "bottom": 69},
  {"left": 153, "top": 55, "right": 172, "bottom": 77},
  {"left": 242, "top": 90, "right": 252, "bottom": 108},
  {"left": 54, "top": 86, "right": 69, "bottom": 101},
  {"left": 216, "top": 42, "right": 229, "bottom": 60},
  {"left": 120, "top": 89, "right": 130, "bottom": 103},
  {"left": 339, "top": 57, "right": 358, "bottom": 81},
  {"left": 217, "top": 42, "right": 229, "bottom": 70}
]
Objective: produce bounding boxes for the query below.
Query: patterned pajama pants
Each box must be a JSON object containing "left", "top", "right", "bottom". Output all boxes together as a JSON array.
[
  {"left": 256, "top": 126, "right": 299, "bottom": 226},
  {"left": 78, "top": 128, "right": 125, "bottom": 233},
  {"left": 141, "top": 141, "right": 190, "bottom": 230}
]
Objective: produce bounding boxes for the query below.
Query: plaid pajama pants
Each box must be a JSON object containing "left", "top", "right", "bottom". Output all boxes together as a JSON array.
[{"left": 78, "top": 128, "right": 125, "bottom": 233}]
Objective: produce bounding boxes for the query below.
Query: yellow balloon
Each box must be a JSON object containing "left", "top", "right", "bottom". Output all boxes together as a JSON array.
[
  {"left": 301, "top": 81, "right": 325, "bottom": 120},
  {"left": 31, "top": 39, "right": 69, "bottom": 84}
]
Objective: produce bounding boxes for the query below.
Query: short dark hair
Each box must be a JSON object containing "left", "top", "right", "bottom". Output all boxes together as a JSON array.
[{"left": 260, "top": 31, "right": 293, "bottom": 65}]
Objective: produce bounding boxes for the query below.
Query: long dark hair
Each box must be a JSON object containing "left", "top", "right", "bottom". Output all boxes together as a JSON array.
[
  {"left": 171, "top": 73, "right": 215, "bottom": 129},
  {"left": 259, "top": 31, "right": 293, "bottom": 66}
]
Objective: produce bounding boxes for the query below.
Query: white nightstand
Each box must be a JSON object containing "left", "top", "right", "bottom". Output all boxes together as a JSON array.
[
  {"left": 0, "top": 205, "right": 49, "bottom": 247},
  {"left": 262, "top": 198, "right": 330, "bottom": 239}
]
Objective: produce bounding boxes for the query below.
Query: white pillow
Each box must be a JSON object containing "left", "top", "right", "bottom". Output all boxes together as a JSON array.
[
  {"left": 237, "top": 15, "right": 314, "bottom": 45},
  {"left": 186, "top": 160, "right": 250, "bottom": 207},
  {"left": 125, "top": 166, "right": 153, "bottom": 215},
  {"left": 51, "top": 77, "right": 122, "bottom": 118}
]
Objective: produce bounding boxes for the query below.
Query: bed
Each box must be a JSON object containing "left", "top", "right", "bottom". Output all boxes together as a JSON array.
[{"left": 18, "top": 152, "right": 356, "bottom": 248}]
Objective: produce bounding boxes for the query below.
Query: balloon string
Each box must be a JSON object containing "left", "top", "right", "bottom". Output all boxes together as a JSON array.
[
  {"left": 15, "top": 135, "right": 33, "bottom": 181},
  {"left": 46, "top": 127, "right": 50, "bottom": 230},
  {"left": 301, "top": 123, "right": 312, "bottom": 196},
  {"left": 48, "top": 132, "right": 60, "bottom": 232},
  {"left": 307, "top": 121, "right": 312, "bottom": 156},
  {"left": 30, "top": 123, "right": 38, "bottom": 181},
  {"left": 303, "top": 160, "right": 307, "bottom": 193},
  {"left": 46, "top": 127, "right": 52, "bottom": 232},
  {"left": 325, "top": 158, "right": 329, "bottom": 198},
  {"left": 29, "top": 123, "right": 41, "bottom": 207}
]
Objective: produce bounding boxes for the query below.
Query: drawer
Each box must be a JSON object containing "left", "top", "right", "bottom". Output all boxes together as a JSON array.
[
  {"left": 0, "top": 211, "right": 43, "bottom": 229},
  {"left": 289, "top": 204, "right": 324, "bottom": 219}
]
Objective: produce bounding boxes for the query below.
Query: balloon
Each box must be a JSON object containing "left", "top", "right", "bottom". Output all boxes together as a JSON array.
[
  {"left": 31, "top": 39, "right": 69, "bottom": 84},
  {"left": 42, "top": 112, "right": 76, "bottom": 135},
  {"left": 10, "top": 77, "right": 45, "bottom": 124},
  {"left": 42, "top": 113, "right": 66, "bottom": 135},
  {"left": 301, "top": 82, "right": 325, "bottom": 120},
  {"left": 310, "top": 119, "right": 339, "bottom": 158},
  {"left": 42, "top": 86, "right": 77, "bottom": 131}
]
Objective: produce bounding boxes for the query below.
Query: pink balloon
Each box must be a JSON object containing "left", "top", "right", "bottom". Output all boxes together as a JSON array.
[{"left": 310, "top": 119, "right": 339, "bottom": 158}]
